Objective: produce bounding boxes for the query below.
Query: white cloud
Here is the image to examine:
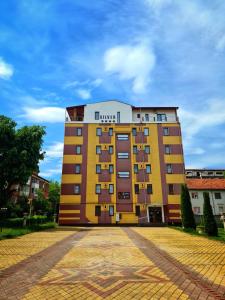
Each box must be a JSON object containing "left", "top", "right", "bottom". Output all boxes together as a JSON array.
[
  {"left": 22, "top": 106, "right": 65, "bottom": 123},
  {"left": 39, "top": 166, "right": 62, "bottom": 178},
  {"left": 45, "top": 142, "right": 64, "bottom": 159},
  {"left": 76, "top": 88, "right": 91, "bottom": 100},
  {"left": 0, "top": 57, "right": 14, "bottom": 79},
  {"left": 104, "top": 43, "right": 156, "bottom": 93}
]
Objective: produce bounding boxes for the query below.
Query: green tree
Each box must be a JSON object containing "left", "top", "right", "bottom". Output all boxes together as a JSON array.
[
  {"left": 32, "top": 190, "right": 50, "bottom": 214},
  {"left": 0, "top": 115, "right": 45, "bottom": 207},
  {"left": 203, "top": 192, "right": 218, "bottom": 236},
  {"left": 48, "top": 181, "right": 60, "bottom": 215},
  {"left": 180, "top": 184, "right": 196, "bottom": 229}
]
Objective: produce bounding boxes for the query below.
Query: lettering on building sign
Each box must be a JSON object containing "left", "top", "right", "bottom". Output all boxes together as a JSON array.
[{"left": 100, "top": 115, "right": 116, "bottom": 119}]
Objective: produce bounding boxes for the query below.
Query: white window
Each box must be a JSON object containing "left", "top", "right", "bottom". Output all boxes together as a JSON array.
[
  {"left": 95, "top": 111, "right": 100, "bottom": 120},
  {"left": 218, "top": 205, "right": 224, "bottom": 214},
  {"left": 163, "top": 127, "right": 169, "bottom": 136},
  {"left": 193, "top": 207, "right": 200, "bottom": 214},
  {"left": 109, "top": 205, "right": 114, "bottom": 216},
  {"left": 77, "top": 128, "right": 82, "bottom": 136},
  {"left": 96, "top": 128, "right": 102, "bottom": 136},
  {"left": 109, "top": 184, "right": 114, "bottom": 194},
  {"left": 117, "top": 134, "right": 129, "bottom": 140},
  {"left": 157, "top": 114, "right": 167, "bottom": 122},
  {"left": 118, "top": 171, "right": 130, "bottom": 178},
  {"left": 166, "top": 164, "right": 172, "bottom": 174},
  {"left": 165, "top": 145, "right": 171, "bottom": 154},
  {"left": 109, "top": 128, "right": 113, "bottom": 136},
  {"left": 95, "top": 184, "right": 101, "bottom": 194},
  {"left": 144, "top": 145, "right": 150, "bottom": 154},
  {"left": 191, "top": 192, "right": 198, "bottom": 199},
  {"left": 75, "top": 145, "right": 81, "bottom": 154},
  {"left": 109, "top": 164, "right": 114, "bottom": 174},
  {"left": 74, "top": 184, "right": 80, "bottom": 194},
  {"left": 144, "top": 128, "right": 149, "bottom": 136},
  {"left": 146, "top": 164, "right": 151, "bottom": 174},
  {"left": 96, "top": 146, "right": 101, "bottom": 154},
  {"left": 145, "top": 114, "right": 149, "bottom": 122},
  {"left": 117, "top": 152, "right": 129, "bottom": 159}
]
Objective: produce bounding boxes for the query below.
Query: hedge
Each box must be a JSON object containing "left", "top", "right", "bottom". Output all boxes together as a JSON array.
[{"left": 0, "top": 215, "right": 52, "bottom": 228}]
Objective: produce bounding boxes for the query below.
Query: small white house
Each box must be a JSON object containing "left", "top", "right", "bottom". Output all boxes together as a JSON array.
[{"left": 186, "top": 179, "right": 225, "bottom": 216}]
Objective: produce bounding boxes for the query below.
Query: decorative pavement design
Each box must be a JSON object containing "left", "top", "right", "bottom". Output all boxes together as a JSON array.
[{"left": 0, "top": 227, "right": 224, "bottom": 299}]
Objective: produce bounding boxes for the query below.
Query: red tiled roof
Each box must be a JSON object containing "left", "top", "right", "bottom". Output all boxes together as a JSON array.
[{"left": 186, "top": 179, "right": 225, "bottom": 190}]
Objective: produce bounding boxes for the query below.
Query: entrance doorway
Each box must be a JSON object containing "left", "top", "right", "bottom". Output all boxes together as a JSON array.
[{"left": 148, "top": 206, "right": 162, "bottom": 223}]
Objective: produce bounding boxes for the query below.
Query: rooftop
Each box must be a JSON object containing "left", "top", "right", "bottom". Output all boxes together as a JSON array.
[{"left": 186, "top": 179, "right": 225, "bottom": 190}]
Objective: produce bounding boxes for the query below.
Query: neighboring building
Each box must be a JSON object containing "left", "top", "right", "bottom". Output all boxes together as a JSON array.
[
  {"left": 59, "top": 100, "right": 185, "bottom": 225},
  {"left": 187, "top": 179, "right": 225, "bottom": 216},
  {"left": 11, "top": 173, "right": 49, "bottom": 202},
  {"left": 186, "top": 169, "right": 225, "bottom": 179}
]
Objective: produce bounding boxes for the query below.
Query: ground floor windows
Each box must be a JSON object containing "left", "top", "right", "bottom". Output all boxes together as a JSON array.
[
  {"left": 109, "top": 205, "right": 114, "bottom": 216},
  {"left": 135, "top": 205, "right": 141, "bottom": 216}
]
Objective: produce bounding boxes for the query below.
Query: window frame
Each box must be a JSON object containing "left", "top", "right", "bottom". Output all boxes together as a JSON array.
[
  {"left": 215, "top": 192, "right": 222, "bottom": 199},
  {"left": 146, "top": 164, "right": 151, "bottom": 174},
  {"left": 144, "top": 145, "right": 150, "bottom": 154},
  {"left": 134, "top": 164, "right": 139, "bottom": 174},
  {"left": 108, "top": 184, "right": 114, "bottom": 194},
  {"left": 109, "top": 205, "right": 114, "bottom": 216},
  {"left": 96, "top": 146, "right": 101, "bottom": 154},
  {"left": 166, "top": 164, "right": 173, "bottom": 174},
  {"left": 117, "top": 134, "right": 129, "bottom": 141},
  {"left": 96, "top": 164, "right": 101, "bottom": 174},
  {"left": 145, "top": 114, "right": 149, "bottom": 122},
  {"left": 76, "top": 128, "right": 82, "bottom": 136},
  {"left": 165, "top": 145, "right": 171, "bottom": 154},
  {"left": 117, "top": 152, "right": 129, "bottom": 159},
  {"left": 147, "top": 184, "right": 153, "bottom": 194},
  {"left": 168, "top": 184, "right": 174, "bottom": 195},
  {"left": 117, "top": 171, "right": 130, "bottom": 178},
  {"left": 96, "top": 128, "right": 102, "bottom": 136},
  {"left": 108, "top": 128, "right": 113, "bottom": 136},
  {"left": 109, "top": 164, "right": 114, "bottom": 174},
  {"left": 132, "top": 128, "right": 137, "bottom": 136},
  {"left": 135, "top": 205, "right": 141, "bottom": 216},
  {"left": 75, "top": 164, "right": 81, "bottom": 174},
  {"left": 108, "top": 146, "right": 113, "bottom": 154},
  {"left": 95, "top": 184, "right": 101, "bottom": 194},
  {"left": 163, "top": 127, "right": 169, "bottom": 136},
  {"left": 74, "top": 184, "right": 80, "bottom": 195},
  {"left": 75, "top": 145, "right": 81, "bottom": 154},
  {"left": 95, "top": 111, "right": 100, "bottom": 120},
  {"left": 133, "top": 145, "right": 138, "bottom": 154},
  {"left": 135, "top": 184, "right": 139, "bottom": 194},
  {"left": 144, "top": 128, "right": 149, "bottom": 136},
  {"left": 95, "top": 205, "right": 101, "bottom": 216}
]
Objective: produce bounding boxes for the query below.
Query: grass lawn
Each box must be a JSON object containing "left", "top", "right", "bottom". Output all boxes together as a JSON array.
[
  {"left": 170, "top": 226, "right": 225, "bottom": 243},
  {"left": 0, "top": 222, "right": 57, "bottom": 240}
]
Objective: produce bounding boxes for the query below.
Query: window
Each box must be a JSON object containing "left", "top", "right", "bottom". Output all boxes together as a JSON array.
[
  {"left": 145, "top": 114, "right": 149, "bottom": 122},
  {"left": 109, "top": 205, "right": 114, "bottom": 216},
  {"left": 117, "top": 134, "right": 129, "bottom": 140},
  {"left": 109, "top": 128, "right": 113, "bottom": 136},
  {"left": 135, "top": 205, "right": 141, "bottom": 216},
  {"left": 95, "top": 205, "right": 101, "bottom": 216},
  {"left": 147, "top": 184, "right": 153, "bottom": 194},
  {"left": 134, "top": 164, "right": 139, "bottom": 174},
  {"left": 163, "top": 127, "right": 169, "bottom": 136},
  {"left": 118, "top": 171, "right": 130, "bottom": 178},
  {"left": 117, "top": 152, "right": 129, "bottom": 159},
  {"left": 132, "top": 128, "right": 137, "bottom": 136},
  {"left": 137, "top": 113, "right": 140, "bottom": 118},
  {"left": 75, "top": 164, "right": 81, "bottom": 174},
  {"left": 135, "top": 184, "right": 139, "bottom": 194},
  {"left": 166, "top": 164, "right": 172, "bottom": 174},
  {"left": 118, "top": 192, "right": 130, "bottom": 199},
  {"left": 77, "top": 128, "right": 82, "bottom": 136},
  {"left": 215, "top": 192, "right": 221, "bottom": 199},
  {"left": 109, "top": 164, "right": 114, "bottom": 174},
  {"left": 74, "top": 184, "right": 80, "bottom": 194},
  {"left": 144, "top": 128, "right": 149, "bottom": 136},
  {"left": 95, "top": 184, "right": 101, "bottom": 194},
  {"left": 193, "top": 207, "right": 200, "bottom": 215},
  {"left": 144, "top": 145, "right": 150, "bottom": 154},
  {"left": 96, "top": 128, "right": 102, "bottom": 136},
  {"left": 109, "top": 184, "right": 114, "bottom": 194},
  {"left": 165, "top": 145, "right": 171, "bottom": 154},
  {"left": 96, "top": 164, "right": 101, "bottom": 174},
  {"left": 168, "top": 184, "right": 174, "bottom": 195},
  {"left": 191, "top": 192, "right": 198, "bottom": 199},
  {"left": 95, "top": 111, "right": 100, "bottom": 120},
  {"left": 117, "top": 112, "right": 120, "bottom": 123},
  {"left": 133, "top": 145, "right": 138, "bottom": 154},
  {"left": 218, "top": 205, "right": 224, "bottom": 214},
  {"left": 146, "top": 164, "right": 151, "bottom": 174},
  {"left": 157, "top": 114, "right": 167, "bottom": 122},
  {"left": 75, "top": 145, "right": 81, "bottom": 154},
  {"left": 96, "top": 146, "right": 101, "bottom": 154},
  {"left": 109, "top": 146, "right": 113, "bottom": 154}
]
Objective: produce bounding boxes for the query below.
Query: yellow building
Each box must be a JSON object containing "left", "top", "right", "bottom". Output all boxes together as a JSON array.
[{"left": 59, "top": 100, "right": 185, "bottom": 225}]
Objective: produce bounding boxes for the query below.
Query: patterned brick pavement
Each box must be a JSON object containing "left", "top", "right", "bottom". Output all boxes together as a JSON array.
[{"left": 0, "top": 227, "right": 224, "bottom": 299}]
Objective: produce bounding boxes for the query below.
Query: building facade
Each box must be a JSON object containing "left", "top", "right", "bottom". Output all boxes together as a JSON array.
[
  {"left": 11, "top": 172, "right": 49, "bottom": 202},
  {"left": 186, "top": 169, "right": 225, "bottom": 179},
  {"left": 59, "top": 100, "right": 185, "bottom": 225},
  {"left": 187, "top": 179, "right": 225, "bottom": 216}
]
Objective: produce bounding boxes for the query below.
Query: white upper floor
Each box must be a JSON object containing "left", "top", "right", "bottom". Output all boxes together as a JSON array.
[{"left": 65, "top": 100, "right": 179, "bottom": 123}]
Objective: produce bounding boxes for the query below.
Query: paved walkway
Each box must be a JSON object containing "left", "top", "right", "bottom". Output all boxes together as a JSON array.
[{"left": 0, "top": 227, "right": 224, "bottom": 300}]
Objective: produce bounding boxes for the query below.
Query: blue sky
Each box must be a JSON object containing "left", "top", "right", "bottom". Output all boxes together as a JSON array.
[{"left": 1, "top": 0, "right": 225, "bottom": 181}]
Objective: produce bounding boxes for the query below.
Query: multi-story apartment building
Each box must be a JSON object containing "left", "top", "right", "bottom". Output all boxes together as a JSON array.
[
  {"left": 59, "top": 100, "right": 185, "bottom": 225},
  {"left": 186, "top": 169, "right": 225, "bottom": 179}
]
